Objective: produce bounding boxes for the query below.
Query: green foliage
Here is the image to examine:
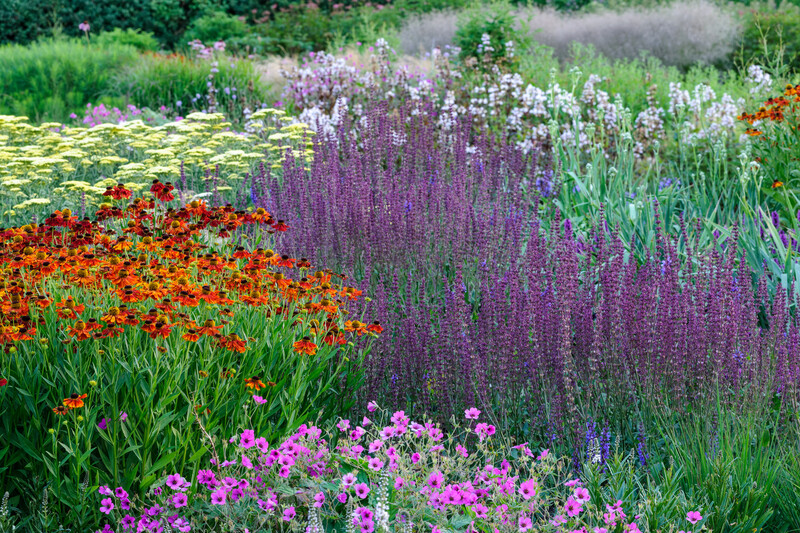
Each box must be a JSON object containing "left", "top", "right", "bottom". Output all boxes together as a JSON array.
[
  {"left": 454, "top": 1, "right": 530, "bottom": 66},
  {"left": 394, "top": 0, "right": 473, "bottom": 12},
  {"left": 249, "top": 5, "right": 404, "bottom": 56},
  {"left": 183, "top": 11, "right": 249, "bottom": 45},
  {"left": 95, "top": 28, "right": 160, "bottom": 52},
  {"left": 653, "top": 407, "right": 785, "bottom": 533},
  {"left": 733, "top": 4, "right": 800, "bottom": 73},
  {"left": 108, "top": 52, "right": 268, "bottom": 123},
  {"left": 0, "top": 304, "right": 368, "bottom": 524},
  {"left": 0, "top": 39, "right": 139, "bottom": 123}
]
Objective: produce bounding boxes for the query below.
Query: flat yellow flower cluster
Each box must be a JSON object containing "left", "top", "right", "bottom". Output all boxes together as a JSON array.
[{"left": 0, "top": 110, "right": 314, "bottom": 222}]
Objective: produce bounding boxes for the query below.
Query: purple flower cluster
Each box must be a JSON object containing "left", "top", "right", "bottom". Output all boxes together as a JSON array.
[{"left": 257, "top": 102, "right": 800, "bottom": 442}]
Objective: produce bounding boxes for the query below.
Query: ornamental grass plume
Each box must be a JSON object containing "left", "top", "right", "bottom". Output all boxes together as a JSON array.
[{"left": 263, "top": 100, "right": 800, "bottom": 446}]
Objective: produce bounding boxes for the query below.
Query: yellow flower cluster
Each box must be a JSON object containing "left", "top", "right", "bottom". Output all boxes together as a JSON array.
[{"left": 0, "top": 110, "right": 314, "bottom": 221}]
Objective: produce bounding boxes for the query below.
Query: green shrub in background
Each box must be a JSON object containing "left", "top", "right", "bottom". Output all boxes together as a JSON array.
[
  {"left": 0, "top": 39, "right": 139, "bottom": 123},
  {"left": 454, "top": 1, "right": 530, "bottom": 66},
  {"left": 95, "top": 28, "right": 160, "bottom": 52},
  {"left": 183, "top": 11, "right": 249, "bottom": 45},
  {"left": 108, "top": 52, "right": 268, "bottom": 123},
  {"left": 731, "top": 4, "right": 800, "bottom": 72}
]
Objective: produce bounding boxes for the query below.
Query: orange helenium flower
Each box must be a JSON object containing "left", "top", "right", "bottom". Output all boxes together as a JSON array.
[
  {"left": 244, "top": 376, "right": 266, "bottom": 390},
  {"left": 293, "top": 336, "right": 317, "bottom": 355},
  {"left": 63, "top": 393, "right": 87, "bottom": 409}
]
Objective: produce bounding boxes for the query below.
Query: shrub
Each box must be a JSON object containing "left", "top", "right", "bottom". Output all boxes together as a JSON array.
[
  {"left": 251, "top": 5, "right": 404, "bottom": 56},
  {"left": 95, "top": 28, "right": 160, "bottom": 52},
  {"left": 453, "top": 1, "right": 529, "bottom": 66},
  {"left": 183, "top": 11, "right": 249, "bottom": 45},
  {"left": 732, "top": 4, "right": 800, "bottom": 73},
  {"left": 0, "top": 39, "right": 139, "bottom": 122}
]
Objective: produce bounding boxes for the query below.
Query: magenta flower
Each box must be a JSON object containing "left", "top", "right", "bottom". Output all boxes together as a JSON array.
[
  {"left": 537, "top": 450, "right": 550, "bottom": 461},
  {"left": 253, "top": 395, "right": 267, "bottom": 404},
  {"left": 173, "top": 517, "right": 191, "bottom": 533},
  {"left": 394, "top": 477, "right": 406, "bottom": 489},
  {"left": 283, "top": 506, "right": 296, "bottom": 521},
  {"left": 354, "top": 483, "right": 370, "bottom": 499},
  {"left": 171, "top": 493, "right": 188, "bottom": 508},
  {"left": 427, "top": 471, "right": 444, "bottom": 489},
  {"left": 565, "top": 497, "right": 583, "bottom": 517},
  {"left": 98, "top": 418, "right": 108, "bottom": 430},
  {"left": 239, "top": 429, "right": 255, "bottom": 449},
  {"left": 197, "top": 469, "right": 216, "bottom": 487},
  {"left": 337, "top": 419, "right": 351, "bottom": 431},
  {"left": 241, "top": 454, "right": 253, "bottom": 469},
  {"left": 337, "top": 492, "right": 348, "bottom": 504},
  {"left": 686, "top": 511, "right": 703, "bottom": 524},
  {"left": 99, "top": 498, "right": 114, "bottom": 514},
  {"left": 474, "top": 423, "right": 496, "bottom": 441},
  {"left": 464, "top": 407, "right": 481, "bottom": 419},
  {"left": 574, "top": 486, "right": 591, "bottom": 503},
  {"left": 166, "top": 474, "right": 187, "bottom": 491},
  {"left": 79, "top": 21, "right": 90, "bottom": 32},
  {"left": 367, "top": 401, "right": 378, "bottom": 412},
  {"left": 210, "top": 489, "right": 227, "bottom": 505},
  {"left": 411, "top": 452, "right": 421, "bottom": 464},
  {"left": 313, "top": 491, "right": 325, "bottom": 507},
  {"left": 471, "top": 503, "right": 489, "bottom": 518},
  {"left": 342, "top": 473, "right": 357, "bottom": 487},
  {"left": 518, "top": 514, "right": 533, "bottom": 532},
  {"left": 519, "top": 479, "right": 537, "bottom": 500},
  {"left": 98, "top": 485, "right": 112, "bottom": 496},
  {"left": 368, "top": 457, "right": 384, "bottom": 471},
  {"left": 390, "top": 410, "right": 408, "bottom": 425},
  {"left": 255, "top": 437, "right": 269, "bottom": 453}
]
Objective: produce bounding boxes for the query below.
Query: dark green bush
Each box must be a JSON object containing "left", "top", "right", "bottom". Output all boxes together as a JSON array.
[
  {"left": 454, "top": 2, "right": 530, "bottom": 67},
  {"left": 250, "top": 5, "right": 403, "bottom": 55},
  {"left": 95, "top": 28, "right": 160, "bottom": 51},
  {"left": 0, "top": 39, "right": 139, "bottom": 122},
  {"left": 183, "top": 11, "right": 249, "bottom": 44},
  {"left": 732, "top": 5, "right": 800, "bottom": 72}
]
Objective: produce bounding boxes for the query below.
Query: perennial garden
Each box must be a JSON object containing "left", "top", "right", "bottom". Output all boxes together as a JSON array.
[{"left": 1, "top": 1, "right": 800, "bottom": 532}]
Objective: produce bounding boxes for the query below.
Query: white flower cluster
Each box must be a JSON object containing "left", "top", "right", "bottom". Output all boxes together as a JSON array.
[
  {"left": 668, "top": 82, "right": 745, "bottom": 144},
  {"left": 746, "top": 65, "right": 773, "bottom": 97},
  {"left": 281, "top": 40, "right": 751, "bottom": 160}
]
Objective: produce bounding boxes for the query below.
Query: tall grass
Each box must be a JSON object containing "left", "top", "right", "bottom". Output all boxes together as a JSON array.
[
  {"left": 0, "top": 39, "right": 139, "bottom": 122},
  {"left": 108, "top": 52, "right": 269, "bottom": 122}
]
